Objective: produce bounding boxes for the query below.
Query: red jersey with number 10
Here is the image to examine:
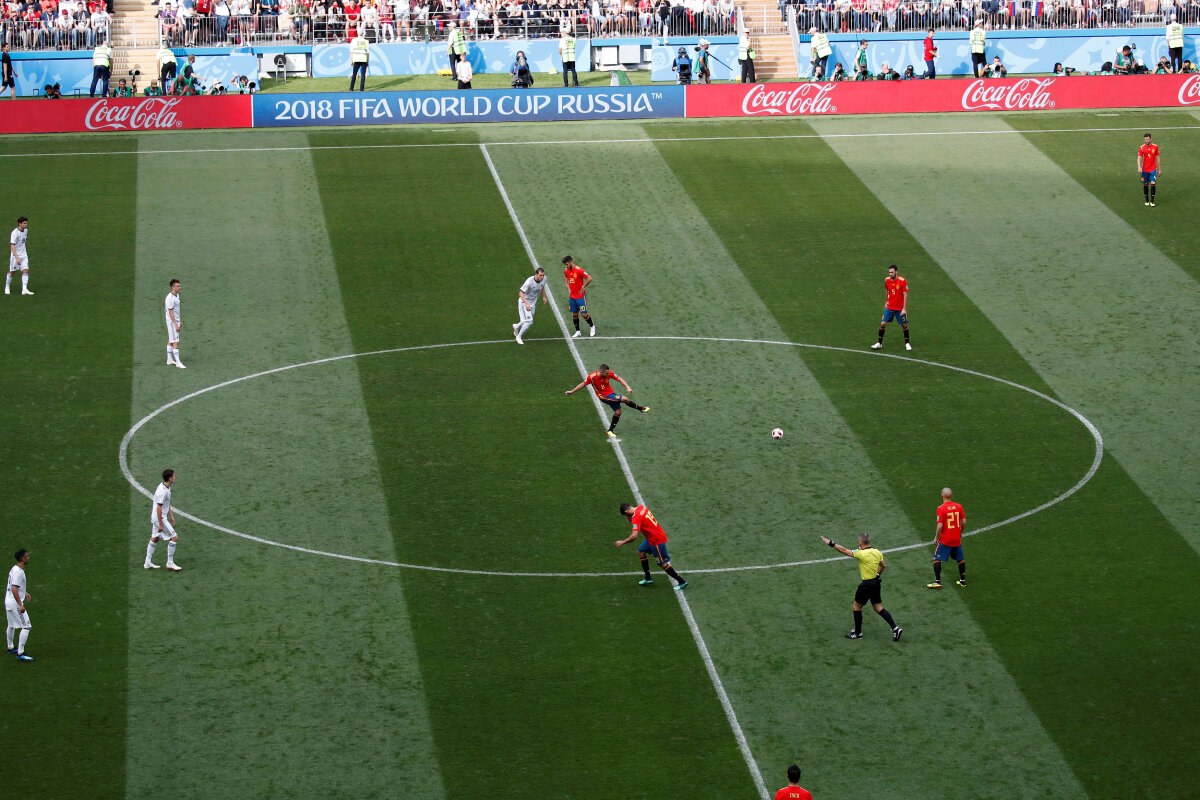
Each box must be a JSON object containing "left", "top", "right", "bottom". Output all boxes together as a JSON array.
[
  {"left": 564, "top": 266, "right": 590, "bottom": 299},
  {"left": 884, "top": 275, "right": 908, "bottom": 311},
  {"left": 1139, "top": 143, "right": 1160, "bottom": 172},
  {"left": 630, "top": 505, "right": 668, "bottom": 545},
  {"left": 937, "top": 501, "right": 965, "bottom": 547}
]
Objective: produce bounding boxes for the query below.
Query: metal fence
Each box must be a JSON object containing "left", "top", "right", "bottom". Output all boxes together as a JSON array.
[
  {"left": 751, "top": 0, "right": 1200, "bottom": 33},
  {"left": 0, "top": 18, "right": 111, "bottom": 51},
  {"left": 158, "top": 8, "right": 739, "bottom": 46}
]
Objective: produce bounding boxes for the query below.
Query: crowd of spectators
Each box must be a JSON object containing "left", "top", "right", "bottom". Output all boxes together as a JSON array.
[
  {"left": 152, "top": 0, "right": 737, "bottom": 45},
  {"left": 1, "top": 0, "right": 111, "bottom": 51},
  {"left": 784, "top": 0, "right": 1200, "bottom": 31}
]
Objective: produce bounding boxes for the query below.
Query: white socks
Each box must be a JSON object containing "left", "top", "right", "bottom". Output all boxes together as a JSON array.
[
  {"left": 172, "top": 347, "right": 181, "bottom": 364},
  {"left": 145, "top": 539, "right": 157, "bottom": 564},
  {"left": 167, "top": 541, "right": 177, "bottom": 566},
  {"left": 517, "top": 320, "right": 533, "bottom": 337},
  {"left": 5, "top": 625, "right": 12, "bottom": 649},
  {"left": 21, "top": 273, "right": 28, "bottom": 291},
  {"left": 17, "top": 628, "right": 28, "bottom": 654},
  {"left": 4, "top": 273, "right": 10, "bottom": 290}
]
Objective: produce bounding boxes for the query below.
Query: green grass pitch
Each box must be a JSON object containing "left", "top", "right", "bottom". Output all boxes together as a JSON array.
[{"left": 1, "top": 109, "right": 1198, "bottom": 799}]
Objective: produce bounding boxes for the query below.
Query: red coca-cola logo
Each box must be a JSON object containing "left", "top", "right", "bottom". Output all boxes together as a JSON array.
[
  {"left": 741, "top": 83, "right": 838, "bottom": 116},
  {"left": 961, "top": 78, "right": 1056, "bottom": 111},
  {"left": 84, "top": 97, "right": 185, "bottom": 131},
  {"left": 1178, "top": 74, "right": 1200, "bottom": 105}
]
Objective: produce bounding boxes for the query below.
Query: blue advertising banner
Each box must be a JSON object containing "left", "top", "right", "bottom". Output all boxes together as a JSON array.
[
  {"left": 650, "top": 41, "right": 740, "bottom": 82},
  {"left": 312, "top": 38, "right": 593, "bottom": 78},
  {"left": 8, "top": 52, "right": 93, "bottom": 97},
  {"left": 801, "top": 28, "right": 1200, "bottom": 77},
  {"left": 254, "top": 85, "right": 684, "bottom": 125},
  {"left": 186, "top": 53, "right": 260, "bottom": 90}
]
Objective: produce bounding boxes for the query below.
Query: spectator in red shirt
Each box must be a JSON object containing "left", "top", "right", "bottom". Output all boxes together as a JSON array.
[{"left": 922, "top": 26, "right": 936, "bottom": 78}]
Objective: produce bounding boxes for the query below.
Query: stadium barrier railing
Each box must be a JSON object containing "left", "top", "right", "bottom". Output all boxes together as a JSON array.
[{"left": 0, "top": 18, "right": 111, "bottom": 52}]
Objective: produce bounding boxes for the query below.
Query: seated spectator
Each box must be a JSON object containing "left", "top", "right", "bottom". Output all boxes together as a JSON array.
[
  {"left": 344, "top": 0, "right": 360, "bottom": 38},
  {"left": 158, "top": 2, "right": 181, "bottom": 42},
  {"left": 984, "top": 54, "right": 1006, "bottom": 76},
  {"left": 73, "top": 4, "right": 93, "bottom": 47},
  {"left": 510, "top": 48, "right": 533, "bottom": 85},
  {"left": 379, "top": 0, "right": 395, "bottom": 38},
  {"left": 361, "top": 0, "right": 377, "bottom": 39}
]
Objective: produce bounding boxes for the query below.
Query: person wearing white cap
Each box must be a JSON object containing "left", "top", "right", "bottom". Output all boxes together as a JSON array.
[
  {"left": 970, "top": 19, "right": 986, "bottom": 78},
  {"left": 809, "top": 26, "right": 830, "bottom": 80},
  {"left": 1167, "top": 14, "right": 1184, "bottom": 73},
  {"left": 696, "top": 37, "right": 711, "bottom": 83},
  {"left": 446, "top": 20, "right": 466, "bottom": 79}
]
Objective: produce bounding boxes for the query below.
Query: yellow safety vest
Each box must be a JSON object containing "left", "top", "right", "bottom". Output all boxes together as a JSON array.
[
  {"left": 351, "top": 37, "right": 370, "bottom": 63},
  {"left": 561, "top": 35, "right": 575, "bottom": 61},
  {"left": 158, "top": 48, "right": 176, "bottom": 66},
  {"left": 94, "top": 45, "right": 112, "bottom": 68},
  {"left": 1167, "top": 22, "right": 1184, "bottom": 48},
  {"left": 970, "top": 28, "right": 986, "bottom": 54},
  {"left": 451, "top": 29, "right": 467, "bottom": 55},
  {"left": 811, "top": 33, "right": 831, "bottom": 59},
  {"left": 738, "top": 39, "right": 749, "bottom": 59}
]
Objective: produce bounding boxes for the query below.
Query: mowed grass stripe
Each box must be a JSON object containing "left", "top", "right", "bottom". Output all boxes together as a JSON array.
[
  {"left": 627, "top": 121, "right": 1089, "bottom": 799},
  {"left": 807, "top": 112, "right": 1200, "bottom": 797},
  {"left": 310, "top": 127, "right": 758, "bottom": 799},
  {"left": 0, "top": 137, "right": 137, "bottom": 799},
  {"left": 126, "top": 131, "right": 444, "bottom": 799}
]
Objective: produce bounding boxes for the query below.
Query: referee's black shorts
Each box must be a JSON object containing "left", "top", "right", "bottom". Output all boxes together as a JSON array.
[{"left": 854, "top": 578, "right": 882, "bottom": 605}]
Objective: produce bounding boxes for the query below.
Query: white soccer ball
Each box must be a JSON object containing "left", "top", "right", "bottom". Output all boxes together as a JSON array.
[{"left": 771, "top": 428, "right": 784, "bottom": 440}]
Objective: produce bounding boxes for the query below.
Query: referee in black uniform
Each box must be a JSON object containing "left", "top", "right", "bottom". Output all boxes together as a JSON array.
[{"left": 821, "top": 532, "right": 903, "bottom": 641}]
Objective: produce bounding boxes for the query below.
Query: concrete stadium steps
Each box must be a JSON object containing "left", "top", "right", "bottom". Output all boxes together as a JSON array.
[
  {"left": 750, "top": 33, "right": 797, "bottom": 80},
  {"left": 736, "top": 0, "right": 789, "bottom": 35},
  {"left": 112, "top": 46, "right": 160, "bottom": 88}
]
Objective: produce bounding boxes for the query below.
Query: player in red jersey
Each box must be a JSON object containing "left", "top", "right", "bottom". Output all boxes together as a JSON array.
[
  {"left": 870, "top": 264, "right": 911, "bottom": 351},
  {"left": 928, "top": 486, "right": 966, "bottom": 589},
  {"left": 564, "top": 363, "right": 649, "bottom": 437},
  {"left": 1137, "top": 132, "right": 1162, "bottom": 207},
  {"left": 561, "top": 255, "right": 597, "bottom": 338},
  {"left": 616, "top": 503, "right": 687, "bottom": 589},
  {"left": 775, "top": 765, "right": 813, "bottom": 800}
]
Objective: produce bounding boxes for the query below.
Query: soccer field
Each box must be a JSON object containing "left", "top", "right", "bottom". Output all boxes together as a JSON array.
[{"left": 2, "top": 109, "right": 1199, "bottom": 799}]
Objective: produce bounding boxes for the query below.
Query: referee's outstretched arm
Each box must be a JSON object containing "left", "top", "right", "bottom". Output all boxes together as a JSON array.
[{"left": 820, "top": 536, "right": 854, "bottom": 557}]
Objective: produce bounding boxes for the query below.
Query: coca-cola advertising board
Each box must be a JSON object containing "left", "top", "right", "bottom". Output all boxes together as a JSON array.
[
  {"left": 687, "top": 75, "right": 1200, "bottom": 119},
  {"left": 0, "top": 95, "right": 252, "bottom": 135}
]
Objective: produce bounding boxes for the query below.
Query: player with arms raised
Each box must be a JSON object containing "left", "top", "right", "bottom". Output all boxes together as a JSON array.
[
  {"left": 616, "top": 503, "right": 687, "bottom": 590},
  {"left": 928, "top": 486, "right": 966, "bottom": 589},
  {"left": 1138, "top": 132, "right": 1161, "bottom": 207},
  {"left": 561, "top": 255, "right": 596, "bottom": 338},
  {"left": 565, "top": 363, "right": 648, "bottom": 437},
  {"left": 870, "top": 264, "right": 910, "bottom": 351}
]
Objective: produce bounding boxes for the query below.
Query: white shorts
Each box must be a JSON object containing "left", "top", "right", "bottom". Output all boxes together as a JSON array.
[
  {"left": 5, "top": 603, "right": 30, "bottom": 629},
  {"left": 166, "top": 318, "right": 179, "bottom": 345},
  {"left": 9, "top": 255, "right": 27, "bottom": 272},
  {"left": 151, "top": 521, "right": 177, "bottom": 541},
  {"left": 517, "top": 300, "right": 536, "bottom": 325}
]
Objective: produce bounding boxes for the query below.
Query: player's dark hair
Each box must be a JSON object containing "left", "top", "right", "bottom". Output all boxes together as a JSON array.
[
  {"left": 887, "top": 264, "right": 897, "bottom": 272},
  {"left": 1144, "top": 132, "right": 1152, "bottom": 138},
  {"left": 16, "top": 216, "right": 27, "bottom": 225},
  {"left": 163, "top": 468, "right": 175, "bottom": 482},
  {"left": 599, "top": 363, "right": 610, "bottom": 371},
  {"left": 534, "top": 267, "right": 545, "bottom": 274},
  {"left": 787, "top": 765, "right": 801, "bottom": 783},
  {"left": 562, "top": 255, "right": 573, "bottom": 264},
  {"left": 619, "top": 503, "right": 634, "bottom": 514},
  {"left": 170, "top": 278, "right": 180, "bottom": 288},
  {"left": 859, "top": 532, "right": 871, "bottom": 546},
  {"left": 14, "top": 549, "right": 27, "bottom": 562}
]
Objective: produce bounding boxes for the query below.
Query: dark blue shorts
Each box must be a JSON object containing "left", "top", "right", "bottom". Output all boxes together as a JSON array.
[
  {"left": 882, "top": 308, "right": 907, "bottom": 324},
  {"left": 638, "top": 540, "right": 670, "bottom": 565},
  {"left": 601, "top": 392, "right": 623, "bottom": 411},
  {"left": 569, "top": 296, "right": 588, "bottom": 313},
  {"left": 935, "top": 543, "right": 964, "bottom": 562},
  {"left": 1141, "top": 170, "right": 1158, "bottom": 183}
]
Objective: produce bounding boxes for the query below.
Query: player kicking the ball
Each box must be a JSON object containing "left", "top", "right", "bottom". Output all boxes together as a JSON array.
[
  {"left": 565, "top": 364, "right": 648, "bottom": 437},
  {"left": 871, "top": 264, "right": 911, "bottom": 351},
  {"left": 616, "top": 503, "right": 687, "bottom": 590}
]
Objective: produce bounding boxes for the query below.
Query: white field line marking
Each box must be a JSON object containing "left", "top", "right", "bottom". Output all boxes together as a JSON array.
[
  {"left": 482, "top": 142, "right": 765, "bottom": 800},
  {"left": 119, "top": 335, "right": 1104, "bottom": 576},
  {"left": 6, "top": 123, "right": 1200, "bottom": 159}
]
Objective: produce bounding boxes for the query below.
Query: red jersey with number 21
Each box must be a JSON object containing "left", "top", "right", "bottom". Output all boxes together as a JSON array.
[
  {"left": 937, "top": 501, "right": 965, "bottom": 547},
  {"left": 884, "top": 275, "right": 908, "bottom": 311},
  {"left": 630, "top": 505, "right": 668, "bottom": 545},
  {"left": 586, "top": 370, "right": 620, "bottom": 398},
  {"left": 775, "top": 787, "right": 813, "bottom": 800},
  {"left": 1139, "top": 143, "right": 1160, "bottom": 172}
]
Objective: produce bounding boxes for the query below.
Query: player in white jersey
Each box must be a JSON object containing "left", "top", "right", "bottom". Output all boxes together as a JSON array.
[
  {"left": 5, "top": 548, "right": 33, "bottom": 661},
  {"left": 145, "top": 468, "right": 183, "bottom": 571},
  {"left": 6, "top": 216, "right": 32, "bottom": 295},
  {"left": 165, "top": 278, "right": 185, "bottom": 368},
  {"left": 512, "top": 267, "right": 548, "bottom": 345}
]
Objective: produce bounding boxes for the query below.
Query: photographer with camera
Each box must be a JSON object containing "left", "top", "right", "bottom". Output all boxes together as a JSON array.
[
  {"left": 672, "top": 46, "right": 692, "bottom": 84},
  {"left": 1113, "top": 44, "right": 1140, "bottom": 75},
  {"left": 984, "top": 55, "right": 1006, "bottom": 77}
]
